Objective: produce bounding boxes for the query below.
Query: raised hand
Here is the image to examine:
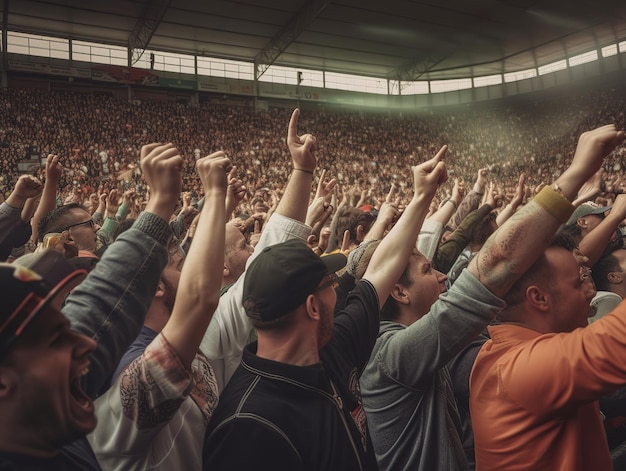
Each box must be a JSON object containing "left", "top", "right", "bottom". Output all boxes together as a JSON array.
[
  {"left": 225, "top": 166, "right": 246, "bottom": 217},
  {"left": 339, "top": 230, "right": 351, "bottom": 257},
  {"left": 287, "top": 108, "right": 318, "bottom": 173},
  {"left": 140, "top": 143, "right": 184, "bottom": 220},
  {"left": 333, "top": 184, "right": 347, "bottom": 208},
  {"left": 196, "top": 150, "right": 232, "bottom": 194},
  {"left": 319, "top": 226, "right": 331, "bottom": 250},
  {"left": 6, "top": 174, "right": 43, "bottom": 210},
  {"left": 64, "top": 187, "right": 82, "bottom": 205},
  {"left": 451, "top": 177, "right": 465, "bottom": 205},
  {"left": 573, "top": 168, "right": 603, "bottom": 206},
  {"left": 106, "top": 189, "right": 122, "bottom": 218},
  {"left": 511, "top": 173, "right": 526, "bottom": 208},
  {"left": 475, "top": 167, "right": 489, "bottom": 193},
  {"left": 164, "top": 152, "right": 229, "bottom": 370},
  {"left": 305, "top": 196, "right": 333, "bottom": 229},
  {"left": 377, "top": 184, "right": 401, "bottom": 226},
  {"left": 563, "top": 125, "right": 625, "bottom": 199},
  {"left": 249, "top": 219, "right": 262, "bottom": 247},
  {"left": 485, "top": 182, "right": 497, "bottom": 208},
  {"left": 315, "top": 168, "right": 336, "bottom": 201},
  {"left": 45, "top": 154, "right": 63, "bottom": 183},
  {"left": 123, "top": 189, "right": 135, "bottom": 206},
  {"left": 412, "top": 145, "right": 448, "bottom": 202},
  {"left": 96, "top": 192, "right": 107, "bottom": 213},
  {"left": 14, "top": 174, "right": 43, "bottom": 200}
]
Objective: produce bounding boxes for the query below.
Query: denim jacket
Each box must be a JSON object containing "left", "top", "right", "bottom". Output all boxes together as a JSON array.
[
  {"left": 63, "top": 210, "right": 171, "bottom": 398},
  {"left": 0, "top": 211, "right": 172, "bottom": 471}
]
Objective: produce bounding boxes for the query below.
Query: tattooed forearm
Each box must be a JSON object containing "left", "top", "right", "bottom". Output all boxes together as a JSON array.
[{"left": 471, "top": 200, "right": 563, "bottom": 296}]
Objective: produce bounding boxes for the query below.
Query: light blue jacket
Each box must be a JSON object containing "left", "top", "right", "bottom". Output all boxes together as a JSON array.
[{"left": 360, "top": 270, "right": 505, "bottom": 471}]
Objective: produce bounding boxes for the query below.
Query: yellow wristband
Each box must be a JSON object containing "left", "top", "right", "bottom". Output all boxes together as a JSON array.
[{"left": 533, "top": 186, "right": 574, "bottom": 224}]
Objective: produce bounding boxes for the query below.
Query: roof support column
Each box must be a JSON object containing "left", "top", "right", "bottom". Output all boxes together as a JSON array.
[
  {"left": 254, "top": 0, "right": 332, "bottom": 81},
  {"left": 128, "top": 0, "right": 171, "bottom": 66}
]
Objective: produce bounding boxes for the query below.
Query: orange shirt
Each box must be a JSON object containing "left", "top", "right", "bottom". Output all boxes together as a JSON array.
[{"left": 470, "top": 305, "right": 626, "bottom": 471}]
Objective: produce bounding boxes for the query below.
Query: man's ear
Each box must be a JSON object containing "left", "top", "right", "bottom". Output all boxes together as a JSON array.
[
  {"left": 356, "top": 225, "right": 365, "bottom": 241},
  {"left": 155, "top": 280, "right": 165, "bottom": 298},
  {"left": 389, "top": 283, "right": 410, "bottom": 305},
  {"left": 305, "top": 295, "right": 321, "bottom": 321},
  {"left": 61, "top": 229, "right": 73, "bottom": 242},
  {"left": 608, "top": 271, "right": 624, "bottom": 285},
  {"left": 526, "top": 285, "right": 549, "bottom": 311}
]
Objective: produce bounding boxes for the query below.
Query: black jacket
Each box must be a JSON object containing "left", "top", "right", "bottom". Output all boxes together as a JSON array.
[{"left": 203, "top": 281, "right": 381, "bottom": 471}]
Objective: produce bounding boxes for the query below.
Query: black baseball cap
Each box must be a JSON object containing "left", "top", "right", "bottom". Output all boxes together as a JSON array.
[
  {"left": 243, "top": 239, "right": 346, "bottom": 322},
  {"left": 0, "top": 250, "right": 87, "bottom": 356}
]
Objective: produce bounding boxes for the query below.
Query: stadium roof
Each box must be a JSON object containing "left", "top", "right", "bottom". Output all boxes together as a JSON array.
[{"left": 6, "top": 0, "right": 626, "bottom": 81}]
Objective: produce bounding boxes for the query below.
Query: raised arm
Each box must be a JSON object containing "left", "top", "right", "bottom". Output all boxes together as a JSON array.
[
  {"left": 434, "top": 202, "right": 494, "bottom": 274},
  {"left": 277, "top": 108, "right": 318, "bottom": 222},
  {"left": 199, "top": 110, "right": 317, "bottom": 389},
  {"left": 31, "top": 154, "right": 62, "bottom": 243},
  {"left": 64, "top": 143, "right": 182, "bottom": 397},
  {"left": 225, "top": 166, "right": 246, "bottom": 219},
  {"left": 1, "top": 175, "right": 42, "bottom": 260},
  {"left": 6, "top": 174, "right": 43, "bottom": 212},
  {"left": 305, "top": 168, "right": 335, "bottom": 231},
  {"left": 325, "top": 182, "right": 350, "bottom": 253},
  {"left": 429, "top": 177, "right": 464, "bottom": 225},
  {"left": 364, "top": 184, "right": 400, "bottom": 241},
  {"left": 578, "top": 193, "right": 626, "bottom": 267},
  {"left": 161, "top": 151, "right": 229, "bottom": 369},
  {"left": 448, "top": 167, "right": 488, "bottom": 230},
  {"left": 363, "top": 145, "right": 448, "bottom": 307},
  {"left": 496, "top": 173, "right": 526, "bottom": 226},
  {"left": 469, "top": 124, "right": 625, "bottom": 297}
]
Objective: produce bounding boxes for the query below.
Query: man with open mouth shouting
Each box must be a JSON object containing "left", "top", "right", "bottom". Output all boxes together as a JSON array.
[{"left": 0, "top": 142, "right": 184, "bottom": 471}]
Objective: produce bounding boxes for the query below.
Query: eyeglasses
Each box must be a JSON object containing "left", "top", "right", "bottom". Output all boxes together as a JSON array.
[
  {"left": 63, "top": 219, "right": 95, "bottom": 232},
  {"left": 313, "top": 273, "right": 339, "bottom": 294}
]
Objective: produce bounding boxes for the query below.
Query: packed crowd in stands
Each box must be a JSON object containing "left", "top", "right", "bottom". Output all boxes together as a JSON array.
[
  {"left": 1, "top": 86, "right": 625, "bottom": 213},
  {"left": 3, "top": 83, "right": 626, "bottom": 471}
]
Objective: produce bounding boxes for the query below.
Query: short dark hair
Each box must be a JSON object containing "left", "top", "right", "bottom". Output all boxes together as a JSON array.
[
  {"left": 379, "top": 267, "right": 412, "bottom": 321},
  {"left": 38, "top": 203, "right": 87, "bottom": 242},
  {"left": 559, "top": 222, "right": 583, "bottom": 245},
  {"left": 335, "top": 207, "right": 375, "bottom": 246},
  {"left": 592, "top": 251, "right": 622, "bottom": 291},
  {"left": 503, "top": 232, "right": 577, "bottom": 307},
  {"left": 249, "top": 306, "right": 298, "bottom": 331}
]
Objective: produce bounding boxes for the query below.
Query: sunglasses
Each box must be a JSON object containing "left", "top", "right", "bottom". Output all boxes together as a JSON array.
[
  {"left": 62, "top": 219, "right": 95, "bottom": 231},
  {"left": 313, "top": 273, "right": 339, "bottom": 294}
]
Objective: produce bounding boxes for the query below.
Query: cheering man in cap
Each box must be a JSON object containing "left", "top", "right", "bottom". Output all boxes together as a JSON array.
[
  {"left": 203, "top": 145, "right": 449, "bottom": 470},
  {"left": 0, "top": 142, "right": 184, "bottom": 470}
]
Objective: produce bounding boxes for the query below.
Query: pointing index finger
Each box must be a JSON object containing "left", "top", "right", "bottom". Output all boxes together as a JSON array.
[
  {"left": 433, "top": 145, "right": 448, "bottom": 163},
  {"left": 288, "top": 108, "right": 300, "bottom": 142},
  {"left": 386, "top": 183, "right": 396, "bottom": 202}
]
